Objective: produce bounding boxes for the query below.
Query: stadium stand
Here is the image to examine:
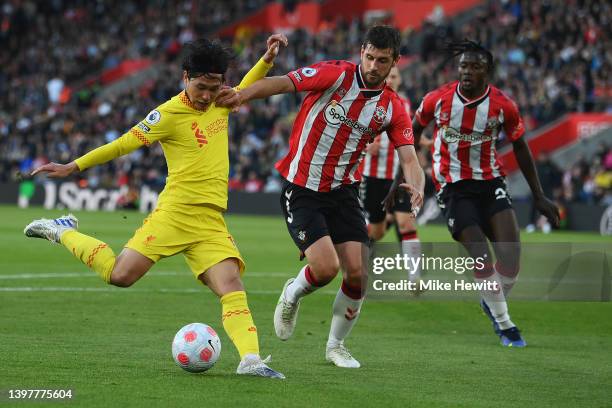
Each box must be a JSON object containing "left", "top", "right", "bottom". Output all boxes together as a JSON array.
[{"left": 0, "top": 0, "right": 610, "bottom": 211}]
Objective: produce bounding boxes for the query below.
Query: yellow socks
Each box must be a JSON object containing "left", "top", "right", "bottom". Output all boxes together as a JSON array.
[
  {"left": 220, "top": 291, "right": 259, "bottom": 359},
  {"left": 60, "top": 230, "right": 116, "bottom": 283}
]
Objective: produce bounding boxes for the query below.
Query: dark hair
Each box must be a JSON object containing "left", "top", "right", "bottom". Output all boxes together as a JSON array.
[
  {"left": 362, "top": 25, "right": 401, "bottom": 59},
  {"left": 446, "top": 39, "right": 494, "bottom": 72},
  {"left": 181, "top": 38, "right": 235, "bottom": 79}
]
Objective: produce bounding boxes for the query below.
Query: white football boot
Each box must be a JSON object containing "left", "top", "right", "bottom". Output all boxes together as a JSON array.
[
  {"left": 273, "top": 278, "right": 301, "bottom": 340},
  {"left": 24, "top": 214, "right": 79, "bottom": 244},
  {"left": 325, "top": 341, "right": 361, "bottom": 368},
  {"left": 236, "top": 354, "right": 285, "bottom": 379}
]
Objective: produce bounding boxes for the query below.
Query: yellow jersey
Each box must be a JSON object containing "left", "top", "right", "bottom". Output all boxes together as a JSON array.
[{"left": 75, "top": 57, "right": 273, "bottom": 211}]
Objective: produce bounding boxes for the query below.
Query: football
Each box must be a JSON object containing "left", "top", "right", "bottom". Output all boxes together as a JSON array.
[{"left": 172, "top": 323, "right": 222, "bottom": 373}]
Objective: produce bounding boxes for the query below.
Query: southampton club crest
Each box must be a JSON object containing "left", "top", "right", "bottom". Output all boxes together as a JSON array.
[
  {"left": 373, "top": 106, "right": 387, "bottom": 124},
  {"left": 486, "top": 117, "right": 500, "bottom": 130}
]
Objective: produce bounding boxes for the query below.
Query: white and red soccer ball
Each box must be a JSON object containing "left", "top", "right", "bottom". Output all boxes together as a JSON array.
[{"left": 172, "top": 323, "right": 221, "bottom": 373}]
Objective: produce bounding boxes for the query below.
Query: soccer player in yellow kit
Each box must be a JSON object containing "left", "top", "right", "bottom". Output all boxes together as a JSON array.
[{"left": 24, "top": 34, "right": 288, "bottom": 379}]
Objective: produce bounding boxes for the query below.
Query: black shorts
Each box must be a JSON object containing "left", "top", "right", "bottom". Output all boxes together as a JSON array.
[
  {"left": 436, "top": 177, "right": 513, "bottom": 239},
  {"left": 361, "top": 176, "right": 412, "bottom": 223},
  {"left": 280, "top": 182, "right": 369, "bottom": 252}
]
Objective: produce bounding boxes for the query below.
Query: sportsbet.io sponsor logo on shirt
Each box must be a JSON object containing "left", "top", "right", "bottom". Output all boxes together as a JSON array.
[
  {"left": 440, "top": 125, "right": 496, "bottom": 144},
  {"left": 323, "top": 101, "right": 374, "bottom": 136}
]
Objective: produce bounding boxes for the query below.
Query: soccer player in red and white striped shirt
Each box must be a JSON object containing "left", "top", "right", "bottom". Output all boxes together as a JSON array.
[
  {"left": 411, "top": 41, "right": 559, "bottom": 347},
  {"left": 228, "top": 26, "right": 425, "bottom": 368}
]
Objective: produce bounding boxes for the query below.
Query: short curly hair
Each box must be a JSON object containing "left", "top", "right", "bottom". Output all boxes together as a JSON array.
[
  {"left": 362, "top": 25, "right": 401, "bottom": 59},
  {"left": 181, "top": 38, "right": 235, "bottom": 79},
  {"left": 446, "top": 40, "right": 494, "bottom": 73}
]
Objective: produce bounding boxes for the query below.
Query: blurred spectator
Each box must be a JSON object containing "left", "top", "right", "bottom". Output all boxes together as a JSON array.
[
  {"left": 561, "top": 147, "right": 612, "bottom": 206},
  {"left": 0, "top": 0, "right": 610, "bottom": 204},
  {"left": 244, "top": 171, "right": 264, "bottom": 193}
]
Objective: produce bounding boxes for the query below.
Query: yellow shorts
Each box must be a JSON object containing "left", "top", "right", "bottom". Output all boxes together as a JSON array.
[{"left": 125, "top": 205, "right": 245, "bottom": 279}]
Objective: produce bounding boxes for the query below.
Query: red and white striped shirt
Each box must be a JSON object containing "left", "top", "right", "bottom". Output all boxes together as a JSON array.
[
  {"left": 415, "top": 81, "right": 525, "bottom": 192},
  {"left": 276, "top": 60, "right": 413, "bottom": 192},
  {"left": 361, "top": 96, "right": 411, "bottom": 180}
]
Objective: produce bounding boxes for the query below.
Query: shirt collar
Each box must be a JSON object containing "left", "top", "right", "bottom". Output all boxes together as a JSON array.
[{"left": 178, "top": 90, "right": 209, "bottom": 112}]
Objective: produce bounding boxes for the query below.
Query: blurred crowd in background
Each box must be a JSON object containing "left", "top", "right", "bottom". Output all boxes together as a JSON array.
[
  {"left": 532, "top": 142, "right": 612, "bottom": 223},
  {"left": 1, "top": 0, "right": 610, "bottom": 209}
]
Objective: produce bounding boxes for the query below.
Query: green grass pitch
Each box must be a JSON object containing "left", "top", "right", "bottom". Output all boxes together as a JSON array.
[{"left": 0, "top": 205, "right": 610, "bottom": 407}]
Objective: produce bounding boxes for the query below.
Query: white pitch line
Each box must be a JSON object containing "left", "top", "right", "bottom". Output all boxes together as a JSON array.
[
  {"left": 0, "top": 271, "right": 289, "bottom": 280},
  {"left": 0, "top": 286, "right": 337, "bottom": 295}
]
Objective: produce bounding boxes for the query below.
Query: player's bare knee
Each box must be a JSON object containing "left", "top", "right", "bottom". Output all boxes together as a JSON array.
[
  {"left": 320, "top": 264, "right": 340, "bottom": 282},
  {"left": 110, "top": 269, "right": 136, "bottom": 287},
  {"left": 310, "top": 259, "right": 340, "bottom": 283}
]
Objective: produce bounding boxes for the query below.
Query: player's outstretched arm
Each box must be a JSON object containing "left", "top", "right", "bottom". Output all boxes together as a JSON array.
[
  {"left": 396, "top": 145, "right": 425, "bottom": 216},
  {"left": 512, "top": 137, "right": 560, "bottom": 227},
  {"left": 31, "top": 131, "right": 146, "bottom": 178},
  {"left": 224, "top": 76, "right": 295, "bottom": 108}
]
